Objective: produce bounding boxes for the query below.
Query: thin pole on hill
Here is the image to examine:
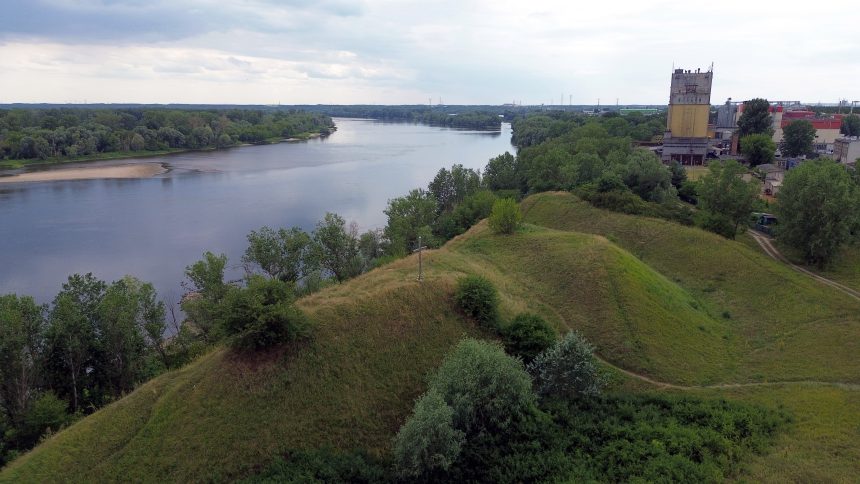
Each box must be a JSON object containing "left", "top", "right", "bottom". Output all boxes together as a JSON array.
[{"left": 413, "top": 235, "right": 427, "bottom": 282}]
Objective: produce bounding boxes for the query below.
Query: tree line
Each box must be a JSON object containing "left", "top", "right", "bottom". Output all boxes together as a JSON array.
[
  {"left": 0, "top": 275, "right": 172, "bottom": 464},
  {"left": 305, "top": 105, "right": 504, "bottom": 130},
  {"left": 0, "top": 108, "right": 334, "bottom": 162}
]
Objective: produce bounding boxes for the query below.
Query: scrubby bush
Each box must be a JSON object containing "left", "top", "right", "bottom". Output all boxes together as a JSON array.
[
  {"left": 502, "top": 313, "right": 556, "bottom": 363},
  {"left": 488, "top": 198, "right": 522, "bottom": 234},
  {"left": 430, "top": 339, "right": 535, "bottom": 434},
  {"left": 21, "top": 391, "right": 70, "bottom": 447},
  {"left": 581, "top": 189, "right": 646, "bottom": 215},
  {"left": 454, "top": 275, "right": 499, "bottom": 329},
  {"left": 220, "top": 276, "right": 311, "bottom": 351},
  {"left": 392, "top": 389, "right": 465, "bottom": 478},
  {"left": 528, "top": 331, "right": 604, "bottom": 400}
]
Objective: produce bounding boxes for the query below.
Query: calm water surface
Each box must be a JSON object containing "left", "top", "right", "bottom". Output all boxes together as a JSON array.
[{"left": 0, "top": 118, "right": 514, "bottom": 303}]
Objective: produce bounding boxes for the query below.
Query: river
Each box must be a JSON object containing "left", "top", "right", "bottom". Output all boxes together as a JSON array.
[{"left": 0, "top": 118, "right": 514, "bottom": 304}]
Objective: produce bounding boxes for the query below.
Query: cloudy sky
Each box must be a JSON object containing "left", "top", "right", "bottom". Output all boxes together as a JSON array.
[{"left": 2, "top": 0, "right": 858, "bottom": 105}]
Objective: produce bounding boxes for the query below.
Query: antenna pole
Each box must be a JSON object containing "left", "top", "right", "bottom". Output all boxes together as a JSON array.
[{"left": 413, "top": 236, "right": 427, "bottom": 282}]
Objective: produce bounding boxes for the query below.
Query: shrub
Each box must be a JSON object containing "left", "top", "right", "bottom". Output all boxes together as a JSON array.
[
  {"left": 503, "top": 313, "right": 556, "bottom": 363},
  {"left": 528, "top": 331, "right": 604, "bottom": 400},
  {"left": 429, "top": 339, "right": 536, "bottom": 434},
  {"left": 392, "top": 389, "right": 465, "bottom": 478},
  {"left": 454, "top": 275, "right": 499, "bottom": 329},
  {"left": 488, "top": 198, "right": 522, "bottom": 234},
  {"left": 584, "top": 189, "right": 646, "bottom": 215},
  {"left": 23, "top": 391, "right": 69, "bottom": 446},
  {"left": 220, "top": 276, "right": 311, "bottom": 351}
]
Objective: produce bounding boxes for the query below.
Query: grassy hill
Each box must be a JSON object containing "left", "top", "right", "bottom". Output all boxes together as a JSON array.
[{"left": 3, "top": 192, "right": 860, "bottom": 482}]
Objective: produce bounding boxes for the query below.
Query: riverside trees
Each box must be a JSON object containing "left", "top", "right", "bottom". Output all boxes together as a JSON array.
[
  {"left": 0, "top": 274, "right": 169, "bottom": 464},
  {"left": 0, "top": 108, "right": 334, "bottom": 163}
]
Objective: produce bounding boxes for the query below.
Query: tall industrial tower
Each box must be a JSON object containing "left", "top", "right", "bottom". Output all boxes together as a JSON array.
[{"left": 661, "top": 66, "right": 713, "bottom": 165}]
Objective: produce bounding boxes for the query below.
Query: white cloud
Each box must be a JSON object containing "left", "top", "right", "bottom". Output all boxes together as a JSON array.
[{"left": 1, "top": 0, "right": 858, "bottom": 104}]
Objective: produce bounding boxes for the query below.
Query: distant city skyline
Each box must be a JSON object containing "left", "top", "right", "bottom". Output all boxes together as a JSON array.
[{"left": 2, "top": 0, "right": 858, "bottom": 105}]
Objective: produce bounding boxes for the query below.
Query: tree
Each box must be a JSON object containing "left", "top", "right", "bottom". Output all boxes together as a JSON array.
[
  {"left": 781, "top": 120, "right": 816, "bottom": 157},
  {"left": 219, "top": 276, "right": 310, "bottom": 351},
  {"left": 383, "top": 189, "right": 438, "bottom": 256},
  {"left": 96, "top": 277, "right": 159, "bottom": 395},
  {"left": 242, "top": 226, "right": 314, "bottom": 283},
  {"left": 697, "top": 160, "right": 759, "bottom": 238},
  {"left": 454, "top": 275, "right": 499, "bottom": 329},
  {"left": 620, "top": 150, "right": 675, "bottom": 202},
  {"left": 528, "top": 331, "right": 604, "bottom": 400},
  {"left": 0, "top": 295, "right": 46, "bottom": 430},
  {"left": 46, "top": 293, "right": 91, "bottom": 413},
  {"left": 841, "top": 114, "right": 860, "bottom": 137},
  {"left": 181, "top": 252, "right": 229, "bottom": 341},
  {"left": 524, "top": 147, "right": 570, "bottom": 192},
  {"left": 668, "top": 160, "right": 687, "bottom": 189},
  {"left": 487, "top": 198, "right": 521, "bottom": 234},
  {"left": 312, "top": 212, "right": 362, "bottom": 283},
  {"left": 428, "top": 164, "right": 481, "bottom": 213},
  {"left": 392, "top": 389, "right": 465, "bottom": 478},
  {"left": 776, "top": 160, "right": 859, "bottom": 267},
  {"left": 429, "top": 339, "right": 535, "bottom": 434},
  {"left": 44, "top": 273, "right": 105, "bottom": 412},
  {"left": 740, "top": 134, "right": 776, "bottom": 167},
  {"left": 737, "top": 98, "right": 773, "bottom": 137},
  {"left": 502, "top": 313, "right": 556, "bottom": 364},
  {"left": 483, "top": 152, "right": 519, "bottom": 191}
]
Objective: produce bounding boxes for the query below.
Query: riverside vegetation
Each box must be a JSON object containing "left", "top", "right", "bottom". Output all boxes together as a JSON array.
[
  {"left": 0, "top": 108, "right": 334, "bottom": 168},
  {"left": 2, "top": 110, "right": 860, "bottom": 482}
]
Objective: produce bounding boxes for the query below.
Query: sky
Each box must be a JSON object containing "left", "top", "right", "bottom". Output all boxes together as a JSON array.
[{"left": 1, "top": 0, "right": 858, "bottom": 105}]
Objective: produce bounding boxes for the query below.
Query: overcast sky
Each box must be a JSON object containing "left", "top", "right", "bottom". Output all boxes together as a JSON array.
[{"left": 2, "top": 0, "right": 858, "bottom": 105}]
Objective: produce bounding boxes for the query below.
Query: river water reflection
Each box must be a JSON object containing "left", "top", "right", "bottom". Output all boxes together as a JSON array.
[{"left": 0, "top": 118, "right": 514, "bottom": 303}]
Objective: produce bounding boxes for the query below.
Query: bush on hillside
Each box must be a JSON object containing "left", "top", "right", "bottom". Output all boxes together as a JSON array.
[
  {"left": 528, "top": 331, "right": 604, "bottom": 400},
  {"left": 392, "top": 389, "right": 465, "bottom": 478},
  {"left": 21, "top": 392, "right": 70, "bottom": 447},
  {"left": 581, "top": 188, "right": 646, "bottom": 215},
  {"left": 502, "top": 313, "right": 556, "bottom": 364},
  {"left": 454, "top": 275, "right": 500, "bottom": 329},
  {"left": 488, "top": 198, "right": 522, "bottom": 234},
  {"left": 430, "top": 339, "right": 536, "bottom": 434},
  {"left": 220, "top": 276, "right": 311, "bottom": 351}
]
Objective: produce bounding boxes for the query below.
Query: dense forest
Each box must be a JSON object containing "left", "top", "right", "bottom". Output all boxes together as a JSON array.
[{"left": 0, "top": 108, "right": 334, "bottom": 163}]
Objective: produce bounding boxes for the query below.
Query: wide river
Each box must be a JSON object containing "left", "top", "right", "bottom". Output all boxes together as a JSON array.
[{"left": 1, "top": 118, "right": 514, "bottom": 303}]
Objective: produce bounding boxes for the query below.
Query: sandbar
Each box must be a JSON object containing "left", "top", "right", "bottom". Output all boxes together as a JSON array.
[{"left": 0, "top": 163, "right": 167, "bottom": 184}]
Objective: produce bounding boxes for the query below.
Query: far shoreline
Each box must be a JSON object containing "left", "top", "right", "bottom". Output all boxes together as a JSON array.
[{"left": 0, "top": 129, "right": 333, "bottom": 173}]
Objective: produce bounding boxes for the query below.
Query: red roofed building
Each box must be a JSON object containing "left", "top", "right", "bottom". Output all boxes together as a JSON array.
[{"left": 738, "top": 103, "right": 844, "bottom": 154}]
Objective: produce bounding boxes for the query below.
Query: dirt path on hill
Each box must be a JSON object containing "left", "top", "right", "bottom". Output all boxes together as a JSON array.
[
  {"left": 528, "top": 279, "right": 860, "bottom": 392},
  {"left": 595, "top": 354, "right": 860, "bottom": 391},
  {"left": 748, "top": 231, "right": 860, "bottom": 302}
]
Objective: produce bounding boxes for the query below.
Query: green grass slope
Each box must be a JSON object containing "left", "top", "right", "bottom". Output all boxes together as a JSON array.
[
  {"left": 2, "top": 223, "right": 731, "bottom": 482},
  {"left": 522, "top": 192, "right": 860, "bottom": 482},
  {"left": 4, "top": 194, "right": 860, "bottom": 482},
  {"left": 522, "top": 192, "right": 860, "bottom": 385},
  {"left": 1, "top": 278, "right": 485, "bottom": 482}
]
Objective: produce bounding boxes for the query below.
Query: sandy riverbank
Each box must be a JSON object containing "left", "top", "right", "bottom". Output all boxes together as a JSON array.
[{"left": 0, "top": 163, "right": 167, "bottom": 184}]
